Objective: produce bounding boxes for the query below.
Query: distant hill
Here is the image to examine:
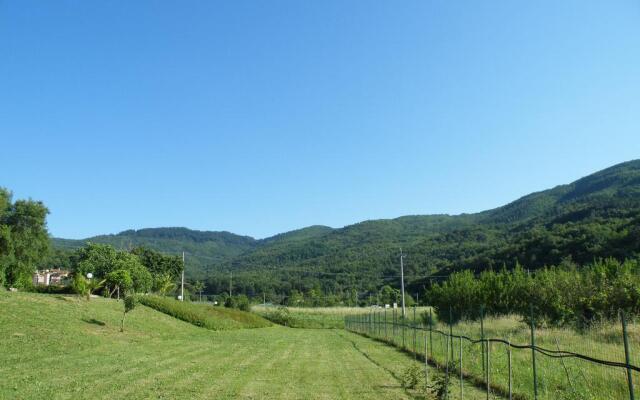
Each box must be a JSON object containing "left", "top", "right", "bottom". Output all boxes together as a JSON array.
[
  {"left": 52, "top": 159, "right": 640, "bottom": 294},
  {"left": 52, "top": 227, "right": 257, "bottom": 277}
]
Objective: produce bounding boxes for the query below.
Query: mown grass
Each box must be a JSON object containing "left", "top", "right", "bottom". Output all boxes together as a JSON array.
[
  {"left": 0, "top": 292, "right": 491, "bottom": 399},
  {"left": 349, "top": 310, "right": 640, "bottom": 400},
  {"left": 139, "top": 295, "right": 271, "bottom": 330},
  {"left": 252, "top": 306, "right": 430, "bottom": 329},
  {"left": 253, "top": 305, "right": 365, "bottom": 328}
]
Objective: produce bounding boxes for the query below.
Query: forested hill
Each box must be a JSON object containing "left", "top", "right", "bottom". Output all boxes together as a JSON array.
[
  {"left": 52, "top": 160, "right": 640, "bottom": 293},
  {"left": 52, "top": 227, "right": 258, "bottom": 275}
]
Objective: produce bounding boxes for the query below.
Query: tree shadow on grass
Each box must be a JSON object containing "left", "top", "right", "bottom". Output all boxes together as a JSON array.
[{"left": 82, "top": 317, "right": 106, "bottom": 326}]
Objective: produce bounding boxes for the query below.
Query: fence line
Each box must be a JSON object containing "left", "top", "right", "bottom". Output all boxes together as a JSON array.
[{"left": 345, "top": 307, "right": 640, "bottom": 400}]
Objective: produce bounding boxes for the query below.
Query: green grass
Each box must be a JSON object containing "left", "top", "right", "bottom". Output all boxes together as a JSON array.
[
  {"left": 138, "top": 295, "right": 271, "bottom": 330},
  {"left": 253, "top": 306, "right": 432, "bottom": 329},
  {"left": 0, "top": 292, "right": 489, "bottom": 399},
  {"left": 349, "top": 311, "right": 640, "bottom": 400},
  {"left": 252, "top": 305, "right": 366, "bottom": 328}
]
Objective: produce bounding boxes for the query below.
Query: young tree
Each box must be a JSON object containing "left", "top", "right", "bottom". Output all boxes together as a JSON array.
[{"left": 121, "top": 294, "right": 137, "bottom": 332}]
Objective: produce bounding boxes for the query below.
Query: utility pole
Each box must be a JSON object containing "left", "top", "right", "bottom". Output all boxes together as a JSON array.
[
  {"left": 400, "top": 248, "right": 406, "bottom": 318},
  {"left": 181, "top": 252, "right": 185, "bottom": 302},
  {"left": 229, "top": 272, "right": 232, "bottom": 297}
]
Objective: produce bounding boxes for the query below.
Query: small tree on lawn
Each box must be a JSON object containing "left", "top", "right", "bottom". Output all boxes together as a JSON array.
[{"left": 121, "top": 294, "right": 137, "bottom": 332}]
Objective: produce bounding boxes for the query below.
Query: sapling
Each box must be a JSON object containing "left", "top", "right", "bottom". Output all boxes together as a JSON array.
[{"left": 121, "top": 294, "right": 137, "bottom": 332}]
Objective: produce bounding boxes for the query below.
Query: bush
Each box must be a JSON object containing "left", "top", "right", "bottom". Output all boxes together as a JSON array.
[
  {"left": 28, "top": 285, "right": 74, "bottom": 294},
  {"left": 224, "top": 294, "right": 250, "bottom": 311},
  {"left": 261, "top": 306, "right": 292, "bottom": 327},
  {"left": 400, "top": 364, "right": 421, "bottom": 389}
]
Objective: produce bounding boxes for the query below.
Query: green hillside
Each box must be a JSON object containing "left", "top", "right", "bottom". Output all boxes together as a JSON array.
[
  {"left": 51, "top": 160, "right": 640, "bottom": 297},
  {"left": 52, "top": 227, "right": 257, "bottom": 277},
  {"left": 203, "top": 159, "right": 640, "bottom": 296}
]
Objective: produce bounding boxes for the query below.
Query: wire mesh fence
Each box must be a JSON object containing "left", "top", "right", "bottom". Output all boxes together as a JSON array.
[{"left": 345, "top": 305, "right": 640, "bottom": 400}]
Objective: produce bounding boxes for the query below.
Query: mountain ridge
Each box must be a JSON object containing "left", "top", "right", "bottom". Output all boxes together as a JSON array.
[{"left": 52, "top": 159, "right": 640, "bottom": 289}]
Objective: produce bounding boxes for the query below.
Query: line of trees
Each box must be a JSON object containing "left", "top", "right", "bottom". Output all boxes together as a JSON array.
[{"left": 426, "top": 257, "right": 640, "bottom": 327}]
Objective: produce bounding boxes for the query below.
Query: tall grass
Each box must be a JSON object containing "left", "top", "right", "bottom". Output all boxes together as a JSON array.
[
  {"left": 349, "top": 310, "right": 640, "bottom": 399},
  {"left": 139, "top": 295, "right": 271, "bottom": 330}
]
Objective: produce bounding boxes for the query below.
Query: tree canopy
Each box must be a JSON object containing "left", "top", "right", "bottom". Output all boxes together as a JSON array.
[{"left": 0, "top": 188, "right": 50, "bottom": 288}]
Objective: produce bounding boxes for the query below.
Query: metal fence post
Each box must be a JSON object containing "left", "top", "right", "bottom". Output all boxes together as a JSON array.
[
  {"left": 460, "top": 336, "right": 463, "bottom": 400},
  {"left": 508, "top": 340, "right": 512, "bottom": 400},
  {"left": 530, "top": 303, "right": 538, "bottom": 400},
  {"left": 384, "top": 307, "right": 388, "bottom": 340},
  {"left": 429, "top": 309, "right": 434, "bottom": 359},
  {"left": 402, "top": 310, "right": 406, "bottom": 349},
  {"left": 480, "top": 305, "right": 486, "bottom": 376},
  {"left": 413, "top": 305, "right": 417, "bottom": 357},
  {"left": 487, "top": 340, "right": 491, "bottom": 399},
  {"left": 445, "top": 330, "right": 450, "bottom": 397},
  {"left": 393, "top": 306, "right": 397, "bottom": 342},
  {"left": 622, "top": 310, "right": 636, "bottom": 400},
  {"left": 425, "top": 328, "right": 429, "bottom": 386},
  {"left": 449, "top": 305, "right": 454, "bottom": 361}
]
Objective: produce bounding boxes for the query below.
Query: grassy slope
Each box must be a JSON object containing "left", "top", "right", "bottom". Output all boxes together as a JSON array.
[{"left": 0, "top": 292, "right": 487, "bottom": 399}]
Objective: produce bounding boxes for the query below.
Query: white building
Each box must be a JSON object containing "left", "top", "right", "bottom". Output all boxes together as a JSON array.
[{"left": 32, "top": 269, "right": 70, "bottom": 286}]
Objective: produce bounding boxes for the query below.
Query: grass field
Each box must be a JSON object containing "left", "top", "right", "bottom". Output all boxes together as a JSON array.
[
  {"left": 0, "top": 293, "right": 488, "bottom": 399},
  {"left": 252, "top": 305, "right": 432, "bottom": 329},
  {"left": 252, "top": 305, "right": 369, "bottom": 328}
]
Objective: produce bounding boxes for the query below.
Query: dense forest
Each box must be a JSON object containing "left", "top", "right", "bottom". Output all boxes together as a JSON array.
[{"left": 46, "top": 159, "right": 640, "bottom": 304}]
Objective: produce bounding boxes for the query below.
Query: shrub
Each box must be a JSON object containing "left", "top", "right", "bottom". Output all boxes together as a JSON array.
[
  {"left": 400, "top": 364, "right": 421, "bottom": 389},
  {"left": 261, "top": 306, "right": 292, "bottom": 327}
]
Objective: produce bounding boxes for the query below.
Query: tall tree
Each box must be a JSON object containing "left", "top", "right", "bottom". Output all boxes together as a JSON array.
[{"left": 0, "top": 188, "right": 50, "bottom": 287}]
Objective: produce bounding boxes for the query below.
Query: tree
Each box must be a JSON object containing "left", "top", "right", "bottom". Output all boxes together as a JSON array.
[
  {"left": 113, "top": 252, "right": 152, "bottom": 294},
  {"left": 72, "top": 244, "right": 152, "bottom": 294},
  {"left": 132, "top": 247, "right": 182, "bottom": 279},
  {"left": 121, "top": 294, "right": 137, "bottom": 332},
  {"left": 193, "top": 280, "right": 205, "bottom": 302},
  {"left": 71, "top": 273, "right": 105, "bottom": 300},
  {"left": 105, "top": 269, "right": 133, "bottom": 300},
  {"left": 379, "top": 285, "right": 400, "bottom": 306},
  {"left": 154, "top": 273, "right": 176, "bottom": 296},
  {"left": 0, "top": 189, "right": 50, "bottom": 288},
  {"left": 73, "top": 243, "right": 118, "bottom": 278}
]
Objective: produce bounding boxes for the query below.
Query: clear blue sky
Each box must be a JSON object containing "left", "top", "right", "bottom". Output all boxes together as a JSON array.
[{"left": 1, "top": 1, "right": 639, "bottom": 239}]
